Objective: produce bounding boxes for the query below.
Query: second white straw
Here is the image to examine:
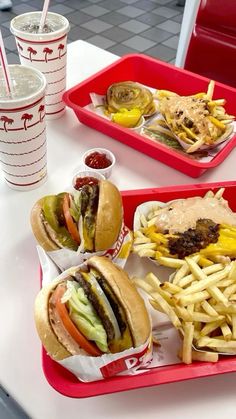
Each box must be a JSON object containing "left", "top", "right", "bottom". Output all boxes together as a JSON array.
[
  {"left": 39, "top": 0, "right": 51, "bottom": 33},
  {"left": 0, "top": 29, "right": 13, "bottom": 96}
]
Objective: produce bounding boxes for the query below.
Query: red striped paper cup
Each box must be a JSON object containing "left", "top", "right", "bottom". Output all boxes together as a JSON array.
[
  {"left": 11, "top": 12, "right": 70, "bottom": 120},
  {"left": 0, "top": 65, "right": 47, "bottom": 190}
]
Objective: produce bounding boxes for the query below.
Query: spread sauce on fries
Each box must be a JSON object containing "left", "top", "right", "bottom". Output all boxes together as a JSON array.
[
  {"left": 133, "top": 188, "right": 236, "bottom": 261},
  {"left": 159, "top": 95, "right": 219, "bottom": 141},
  {"left": 150, "top": 196, "right": 236, "bottom": 234},
  {"left": 155, "top": 81, "right": 235, "bottom": 153}
]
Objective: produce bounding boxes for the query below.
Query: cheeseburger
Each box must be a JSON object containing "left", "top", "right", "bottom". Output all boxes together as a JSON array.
[
  {"left": 34, "top": 256, "right": 151, "bottom": 360},
  {"left": 30, "top": 179, "right": 122, "bottom": 253}
]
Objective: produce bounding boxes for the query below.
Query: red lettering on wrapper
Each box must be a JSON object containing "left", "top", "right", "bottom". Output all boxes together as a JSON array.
[
  {"left": 103, "top": 224, "right": 129, "bottom": 260},
  {"left": 100, "top": 345, "right": 150, "bottom": 379}
]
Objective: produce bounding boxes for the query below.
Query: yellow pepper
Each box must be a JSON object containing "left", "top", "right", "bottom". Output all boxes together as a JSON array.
[
  {"left": 111, "top": 107, "right": 142, "bottom": 128},
  {"left": 200, "top": 226, "right": 236, "bottom": 259}
]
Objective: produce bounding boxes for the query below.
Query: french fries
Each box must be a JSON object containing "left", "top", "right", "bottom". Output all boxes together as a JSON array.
[
  {"left": 133, "top": 258, "right": 236, "bottom": 364},
  {"left": 132, "top": 189, "right": 236, "bottom": 263},
  {"left": 154, "top": 80, "right": 235, "bottom": 153},
  {"left": 178, "top": 349, "right": 219, "bottom": 363}
]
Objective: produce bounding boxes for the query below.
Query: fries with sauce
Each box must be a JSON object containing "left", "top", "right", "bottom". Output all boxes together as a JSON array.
[{"left": 154, "top": 81, "right": 235, "bottom": 153}]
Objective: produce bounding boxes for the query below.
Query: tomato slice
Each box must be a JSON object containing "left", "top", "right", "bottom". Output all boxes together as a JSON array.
[
  {"left": 62, "top": 193, "right": 81, "bottom": 244},
  {"left": 54, "top": 284, "right": 102, "bottom": 357}
]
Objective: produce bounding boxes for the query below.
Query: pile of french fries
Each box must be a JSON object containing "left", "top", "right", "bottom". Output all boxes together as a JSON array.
[
  {"left": 133, "top": 255, "right": 236, "bottom": 364},
  {"left": 152, "top": 80, "right": 235, "bottom": 153},
  {"left": 133, "top": 188, "right": 236, "bottom": 263}
]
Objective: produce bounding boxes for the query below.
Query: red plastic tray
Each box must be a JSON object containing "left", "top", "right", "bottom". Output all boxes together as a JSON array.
[
  {"left": 42, "top": 180, "right": 236, "bottom": 398},
  {"left": 63, "top": 54, "right": 236, "bottom": 178}
]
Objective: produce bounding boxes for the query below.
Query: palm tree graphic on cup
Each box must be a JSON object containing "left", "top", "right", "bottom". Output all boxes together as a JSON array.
[
  {"left": 21, "top": 113, "right": 33, "bottom": 130},
  {"left": 38, "top": 105, "right": 45, "bottom": 122},
  {"left": 58, "top": 43, "right": 64, "bottom": 59},
  {"left": 27, "top": 46, "right": 37, "bottom": 62},
  {"left": 0, "top": 116, "right": 14, "bottom": 132},
  {"left": 17, "top": 42, "right": 23, "bottom": 53},
  {"left": 43, "top": 47, "right": 53, "bottom": 63}
]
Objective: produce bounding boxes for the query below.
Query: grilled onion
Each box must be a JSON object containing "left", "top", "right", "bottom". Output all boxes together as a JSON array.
[{"left": 105, "top": 81, "right": 155, "bottom": 117}]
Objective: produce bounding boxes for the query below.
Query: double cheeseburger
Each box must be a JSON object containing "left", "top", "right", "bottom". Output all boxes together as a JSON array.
[
  {"left": 30, "top": 179, "right": 122, "bottom": 253},
  {"left": 34, "top": 256, "right": 151, "bottom": 359}
]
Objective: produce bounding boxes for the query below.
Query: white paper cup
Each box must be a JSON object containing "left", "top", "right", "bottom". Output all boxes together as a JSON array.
[
  {"left": 82, "top": 148, "right": 116, "bottom": 179},
  {"left": 10, "top": 12, "right": 70, "bottom": 120},
  {"left": 0, "top": 65, "right": 47, "bottom": 190}
]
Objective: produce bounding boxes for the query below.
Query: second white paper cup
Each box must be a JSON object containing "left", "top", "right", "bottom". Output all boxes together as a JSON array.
[
  {"left": 10, "top": 12, "right": 70, "bottom": 120},
  {"left": 0, "top": 65, "right": 47, "bottom": 190}
]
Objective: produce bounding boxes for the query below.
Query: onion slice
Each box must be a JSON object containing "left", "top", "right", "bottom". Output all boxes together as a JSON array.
[{"left": 88, "top": 271, "right": 121, "bottom": 342}]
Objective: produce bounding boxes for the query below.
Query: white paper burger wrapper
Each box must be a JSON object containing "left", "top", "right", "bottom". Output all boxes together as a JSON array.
[
  {"left": 39, "top": 221, "right": 132, "bottom": 273},
  {"left": 38, "top": 263, "right": 153, "bottom": 382},
  {"left": 38, "top": 252, "right": 188, "bottom": 381},
  {"left": 59, "top": 340, "right": 152, "bottom": 382}
]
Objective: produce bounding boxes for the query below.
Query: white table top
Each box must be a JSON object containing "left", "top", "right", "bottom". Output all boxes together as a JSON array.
[{"left": 0, "top": 40, "right": 235, "bottom": 419}]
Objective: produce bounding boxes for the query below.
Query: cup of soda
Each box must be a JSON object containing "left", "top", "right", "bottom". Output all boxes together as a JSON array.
[
  {"left": 0, "top": 64, "right": 47, "bottom": 190},
  {"left": 10, "top": 12, "right": 70, "bottom": 119}
]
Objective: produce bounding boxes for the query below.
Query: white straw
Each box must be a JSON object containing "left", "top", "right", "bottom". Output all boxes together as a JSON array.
[
  {"left": 0, "top": 29, "right": 13, "bottom": 96},
  {"left": 39, "top": 0, "right": 51, "bottom": 33}
]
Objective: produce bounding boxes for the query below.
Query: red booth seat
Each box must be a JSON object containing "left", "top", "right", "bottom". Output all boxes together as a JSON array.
[{"left": 184, "top": 0, "right": 236, "bottom": 87}]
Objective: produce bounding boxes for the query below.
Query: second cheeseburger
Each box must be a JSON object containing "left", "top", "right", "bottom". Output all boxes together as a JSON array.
[
  {"left": 30, "top": 179, "right": 122, "bottom": 253},
  {"left": 34, "top": 256, "right": 151, "bottom": 359}
]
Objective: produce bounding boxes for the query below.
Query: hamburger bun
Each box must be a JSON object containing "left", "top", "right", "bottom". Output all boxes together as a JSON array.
[
  {"left": 30, "top": 199, "right": 60, "bottom": 252},
  {"left": 95, "top": 180, "right": 123, "bottom": 251}
]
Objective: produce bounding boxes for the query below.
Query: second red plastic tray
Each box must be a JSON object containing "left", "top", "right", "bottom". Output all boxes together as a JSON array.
[{"left": 63, "top": 54, "right": 236, "bottom": 178}]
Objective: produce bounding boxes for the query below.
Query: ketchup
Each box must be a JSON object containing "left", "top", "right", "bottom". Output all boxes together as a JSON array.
[
  {"left": 85, "top": 151, "right": 112, "bottom": 169},
  {"left": 74, "top": 176, "right": 99, "bottom": 190}
]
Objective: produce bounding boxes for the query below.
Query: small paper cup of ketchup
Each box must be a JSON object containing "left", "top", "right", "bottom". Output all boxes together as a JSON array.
[
  {"left": 82, "top": 148, "right": 116, "bottom": 179},
  {"left": 72, "top": 170, "right": 105, "bottom": 191}
]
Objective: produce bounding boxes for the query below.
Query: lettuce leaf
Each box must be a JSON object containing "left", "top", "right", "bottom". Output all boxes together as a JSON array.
[{"left": 62, "top": 281, "right": 108, "bottom": 352}]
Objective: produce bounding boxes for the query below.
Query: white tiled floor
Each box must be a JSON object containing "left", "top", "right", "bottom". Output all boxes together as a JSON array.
[{"left": 1, "top": 0, "right": 184, "bottom": 64}]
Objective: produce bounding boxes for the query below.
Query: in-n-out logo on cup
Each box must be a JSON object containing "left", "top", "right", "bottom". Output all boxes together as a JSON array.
[
  {"left": 11, "top": 12, "right": 70, "bottom": 119},
  {"left": 0, "top": 103, "right": 45, "bottom": 131},
  {"left": 16, "top": 37, "right": 66, "bottom": 64},
  {"left": 17, "top": 41, "right": 66, "bottom": 63},
  {"left": 15, "top": 35, "right": 67, "bottom": 118}
]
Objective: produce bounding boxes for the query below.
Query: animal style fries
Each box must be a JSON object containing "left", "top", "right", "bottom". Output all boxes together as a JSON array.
[
  {"left": 133, "top": 189, "right": 236, "bottom": 263},
  {"left": 132, "top": 257, "right": 236, "bottom": 364},
  {"left": 153, "top": 80, "right": 235, "bottom": 153}
]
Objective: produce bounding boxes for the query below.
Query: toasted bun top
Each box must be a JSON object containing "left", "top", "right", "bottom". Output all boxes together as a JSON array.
[
  {"left": 34, "top": 279, "right": 71, "bottom": 360},
  {"left": 30, "top": 199, "right": 60, "bottom": 252},
  {"left": 87, "top": 256, "right": 151, "bottom": 347},
  {"left": 95, "top": 180, "right": 123, "bottom": 251}
]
